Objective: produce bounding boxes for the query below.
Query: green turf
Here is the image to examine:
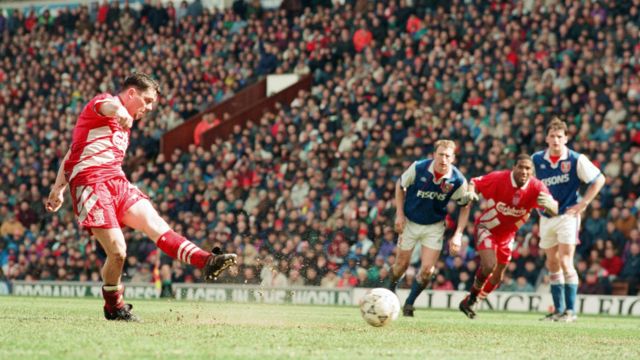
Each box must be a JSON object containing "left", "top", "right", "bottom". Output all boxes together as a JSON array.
[{"left": 0, "top": 296, "right": 639, "bottom": 359}]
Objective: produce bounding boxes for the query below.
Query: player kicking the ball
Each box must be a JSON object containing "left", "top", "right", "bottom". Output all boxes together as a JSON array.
[
  {"left": 46, "top": 73, "right": 237, "bottom": 321},
  {"left": 458, "top": 154, "right": 558, "bottom": 319},
  {"left": 389, "top": 140, "right": 476, "bottom": 317}
]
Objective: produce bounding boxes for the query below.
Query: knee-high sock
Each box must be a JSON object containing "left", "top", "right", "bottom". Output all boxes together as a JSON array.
[
  {"left": 470, "top": 267, "right": 490, "bottom": 298},
  {"left": 564, "top": 269, "right": 579, "bottom": 312},
  {"left": 405, "top": 277, "right": 429, "bottom": 306},
  {"left": 156, "top": 230, "right": 210, "bottom": 269},
  {"left": 550, "top": 271, "right": 566, "bottom": 314},
  {"left": 477, "top": 276, "right": 499, "bottom": 300}
]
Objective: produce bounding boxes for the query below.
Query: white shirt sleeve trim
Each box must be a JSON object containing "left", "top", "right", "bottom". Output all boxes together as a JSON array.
[{"left": 576, "top": 154, "right": 601, "bottom": 184}]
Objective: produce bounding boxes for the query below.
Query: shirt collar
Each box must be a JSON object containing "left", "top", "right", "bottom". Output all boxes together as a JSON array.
[
  {"left": 543, "top": 146, "right": 568, "bottom": 165},
  {"left": 428, "top": 161, "right": 453, "bottom": 183},
  {"left": 510, "top": 171, "right": 530, "bottom": 189}
]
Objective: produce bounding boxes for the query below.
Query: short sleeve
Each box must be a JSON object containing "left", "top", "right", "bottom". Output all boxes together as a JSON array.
[
  {"left": 92, "top": 94, "right": 116, "bottom": 117},
  {"left": 576, "top": 154, "right": 602, "bottom": 184},
  {"left": 471, "top": 172, "right": 497, "bottom": 198},
  {"left": 400, "top": 162, "right": 417, "bottom": 188},
  {"left": 451, "top": 179, "right": 468, "bottom": 201}
]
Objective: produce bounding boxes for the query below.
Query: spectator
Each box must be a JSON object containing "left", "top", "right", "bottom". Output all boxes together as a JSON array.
[
  {"left": 620, "top": 243, "right": 640, "bottom": 295},
  {"left": 579, "top": 269, "right": 609, "bottom": 295},
  {"left": 193, "top": 114, "right": 220, "bottom": 146},
  {"left": 320, "top": 271, "right": 339, "bottom": 288},
  {"left": 131, "top": 264, "right": 153, "bottom": 283},
  {"left": 0, "top": 214, "right": 25, "bottom": 238},
  {"left": 600, "top": 248, "right": 624, "bottom": 278},
  {"left": 352, "top": 19, "right": 372, "bottom": 53},
  {"left": 337, "top": 268, "right": 358, "bottom": 288},
  {"left": 288, "top": 269, "right": 305, "bottom": 287},
  {"left": 260, "top": 256, "right": 288, "bottom": 287},
  {"left": 498, "top": 273, "right": 517, "bottom": 292},
  {"left": 303, "top": 267, "right": 320, "bottom": 286},
  {"left": 432, "top": 274, "right": 454, "bottom": 291}
]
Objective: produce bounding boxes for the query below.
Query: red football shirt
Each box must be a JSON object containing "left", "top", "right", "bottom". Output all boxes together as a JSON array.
[
  {"left": 471, "top": 170, "right": 550, "bottom": 239},
  {"left": 64, "top": 94, "right": 130, "bottom": 185}
]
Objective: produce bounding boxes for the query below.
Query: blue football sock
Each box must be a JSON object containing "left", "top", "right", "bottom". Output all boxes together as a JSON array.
[
  {"left": 564, "top": 284, "right": 578, "bottom": 312},
  {"left": 550, "top": 284, "right": 566, "bottom": 314},
  {"left": 564, "top": 270, "right": 579, "bottom": 313},
  {"left": 549, "top": 271, "right": 565, "bottom": 314},
  {"left": 404, "top": 278, "right": 426, "bottom": 306}
]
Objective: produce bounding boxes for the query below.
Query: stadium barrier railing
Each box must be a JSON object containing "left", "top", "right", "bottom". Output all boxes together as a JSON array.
[{"left": 3, "top": 280, "right": 639, "bottom": 316}]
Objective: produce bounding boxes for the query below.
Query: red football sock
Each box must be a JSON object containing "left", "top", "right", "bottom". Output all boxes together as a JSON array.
[
  {"left": 478, "top": 277, "right": 499, "bottom": 300},
  {"left": 102, "top": 284, "right": 125, "bottom": 313},
  {"left": 471, "top": 267, "right": 489, "bottom": 297},
  {"left": 156, "top": 230, "right": 210, "bottom": 269}
]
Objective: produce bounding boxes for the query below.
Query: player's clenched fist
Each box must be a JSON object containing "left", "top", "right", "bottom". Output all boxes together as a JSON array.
[
  {"left": 449, "top": 233, "right": 462, "bottom": 256},
  {"left": 116, "top": 106, "right": 133, "bottom": 130},
  {"left": 46, "top": 188, "right": 64, "bottom": 212}
]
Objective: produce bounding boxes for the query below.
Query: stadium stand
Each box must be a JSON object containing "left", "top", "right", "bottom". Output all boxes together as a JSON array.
[{"left": 0, "top": 0, "right": 639, "bottom": 296}]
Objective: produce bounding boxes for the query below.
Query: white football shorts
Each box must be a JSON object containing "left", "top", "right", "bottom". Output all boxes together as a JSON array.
[
  {"left": 398, "top": 220, "right": 445, "bottom": 251},
  {"left": 539, "top": 213, "right": 580, "bottom": 249}
]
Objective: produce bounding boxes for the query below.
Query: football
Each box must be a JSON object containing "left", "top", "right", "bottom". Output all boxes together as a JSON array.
[{"left": 359, "top": 288, "right": 401, "bottom": 327}]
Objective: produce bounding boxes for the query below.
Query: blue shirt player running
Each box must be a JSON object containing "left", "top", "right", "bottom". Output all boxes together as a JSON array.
[
  {"left": 389, "top": 140, "right": 476, "bottom": 317},
  {"left": 532, "top": 118, "right": 605, "bottom": 322}
]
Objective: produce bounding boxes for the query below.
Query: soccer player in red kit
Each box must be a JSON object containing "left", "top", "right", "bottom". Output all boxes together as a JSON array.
[
  {"left": 458, "top": 154, "right": 558, "bottom": 319},
  {"left": 46, "top": 73, "right": 237, "bottom": 321}
]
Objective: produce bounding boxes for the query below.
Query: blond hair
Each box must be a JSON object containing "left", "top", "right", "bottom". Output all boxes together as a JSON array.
[{"left": 434, "top": 139, "right": 456, "bottom": 152}]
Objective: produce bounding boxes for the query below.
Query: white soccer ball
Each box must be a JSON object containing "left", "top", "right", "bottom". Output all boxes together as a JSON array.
[{"left": 359, "top": 288, "right": 401, "bottom": 327}]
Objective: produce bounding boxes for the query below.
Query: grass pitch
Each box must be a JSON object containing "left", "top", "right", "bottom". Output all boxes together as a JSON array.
[{"left": 1, "top": 296, "right": 639, "bottom": 359}]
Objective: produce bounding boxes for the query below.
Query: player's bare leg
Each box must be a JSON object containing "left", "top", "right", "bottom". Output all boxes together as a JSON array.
[
  {"left": 92, "top": 228, "right": 139, "bottom": 322},
  {"left": 403, "top": 247, "right": 440, "bottom": 317},
  {"left": 542, "top": 245, "right": 565, "bottom": 321},
  {"left": 121, "top": 199, "right": 237, "bottom": 281},
  {"left": 389, "top": 245, "right": 411, "bottom": 293}
]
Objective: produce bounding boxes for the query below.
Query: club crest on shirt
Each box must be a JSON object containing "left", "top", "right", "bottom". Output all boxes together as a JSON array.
[
  {"left": 420, "top": 177, "right": 427, "bottom": 183},
  {"left": 561, "top": 161, "right": 571, "bottom": 173},
  {"left": 112, "top": 131, "right": 129, "bottom": 151},
  {"left": 440, "top": 181, "right": 453, "bottom": 193},
  {"left": 512, "top": 191, "right": 521, "bottom": 206}
]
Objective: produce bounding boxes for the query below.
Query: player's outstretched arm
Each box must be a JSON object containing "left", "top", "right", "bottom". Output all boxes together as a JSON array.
[
  {"left": 394, "top": 179, "right": 406, "bottom": 234},
  {"left": 566, "top": 174, "right": 605, "bottom": 215},
  {"left": 46, "top": 149, "right": 71, "bottom": 212},
  {"left": 449, "top": 203, "right": 471, "bottom": 256}
]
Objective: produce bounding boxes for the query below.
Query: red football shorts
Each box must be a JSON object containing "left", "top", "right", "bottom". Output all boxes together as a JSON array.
[
  {"left": 70, "top": 177, "right": 148, "bottom": 230},
  {"left": 474, "top": 226, "right": 515, "bottom": 264}
]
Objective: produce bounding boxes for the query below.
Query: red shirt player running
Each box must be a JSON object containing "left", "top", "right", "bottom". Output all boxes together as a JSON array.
[
  {"left": 46, "top": 73, "right": 237, "bottom": 321},
  {"left": 458, "top": 154, "right": 558, "bottom": 319}
]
